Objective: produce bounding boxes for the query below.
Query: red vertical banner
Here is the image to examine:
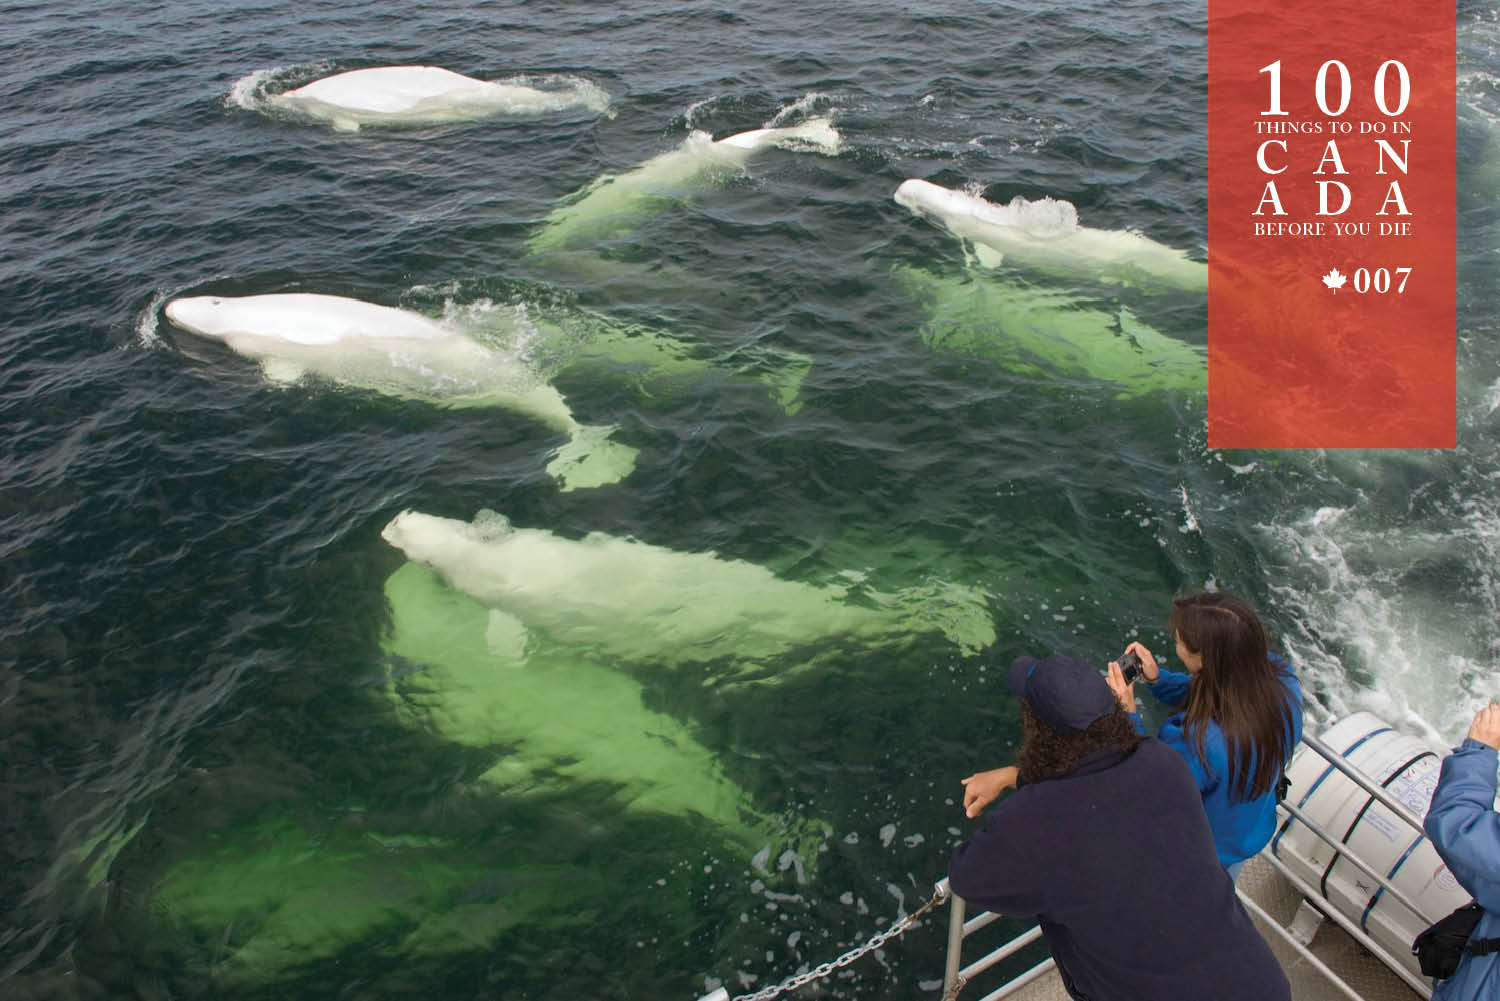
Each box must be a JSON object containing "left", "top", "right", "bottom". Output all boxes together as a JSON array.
[{"left": 1208, "top": 2, "right": 1456, "bottom": 448}]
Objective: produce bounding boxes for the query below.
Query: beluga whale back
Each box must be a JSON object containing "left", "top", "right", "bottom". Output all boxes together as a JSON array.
[
  {"left": 894, "top": 178, "right": 1208, "bottom": 293},
  {"left": 528, "top": 118, "right": 843, "bottom": 252},
  {"left": 268, "top": 66, "right": 611, "bottom": 132},
  {"left": 163, "top": 293, "right": 636, "bottom": 491}
]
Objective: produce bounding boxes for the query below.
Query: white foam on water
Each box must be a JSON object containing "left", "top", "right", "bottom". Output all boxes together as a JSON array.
[
  {"left": 1177, "top": 484, "right": 1201, "bottom": 534},
  {"left": 682, "top": 96, "right": 719, "bottom": 130},
  {"left": 946, "top": 187, "right": 1080, "bottom": 240},
  {"left": 135, "top": 289, "right": 172, "bottom": 348},
  {"left": 767, "top": 91, "right": 836, "bottom": 128},
  {"left": 1260, "top": 501, "right": 1499, "bottom": 743},
  {"left": 436, "top": 297, "right": 542, "bottom": 364},
  {"left": 224, "top": 66, "right": 286, "bottom": 111},
  {"left": 225, "top": 64, "right": 336, "bottom": 113},
  {"left": 503, "top": 73, "right": 613, "bottom": 115}
]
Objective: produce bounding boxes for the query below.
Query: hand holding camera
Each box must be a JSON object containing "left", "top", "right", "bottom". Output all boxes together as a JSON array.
[
  {"left": 1118, "top": 641, "right": 1161, "bottom": 684},
  {"left": 1106, "top": 643, "right": 1161, "bottom": 712}
]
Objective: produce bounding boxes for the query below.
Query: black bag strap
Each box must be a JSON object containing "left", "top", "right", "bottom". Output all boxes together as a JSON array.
[{"left": 1467, "top": 934, "right": 1500, "bottom": 957}]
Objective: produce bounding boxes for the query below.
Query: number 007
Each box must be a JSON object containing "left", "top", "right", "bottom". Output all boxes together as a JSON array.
[{"left": 1353, "top": 267, "right": 1411, "bottom": 293}]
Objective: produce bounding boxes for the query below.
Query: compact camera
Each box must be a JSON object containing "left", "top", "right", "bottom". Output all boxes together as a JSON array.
[{"left": 1117, "top": 650, "right": 1144, "bottom": 684}]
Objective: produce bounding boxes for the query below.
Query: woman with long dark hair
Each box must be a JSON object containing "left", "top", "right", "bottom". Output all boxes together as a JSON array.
[{"left": 1106, "top": 591, "right": 1304, "bottom": 880}]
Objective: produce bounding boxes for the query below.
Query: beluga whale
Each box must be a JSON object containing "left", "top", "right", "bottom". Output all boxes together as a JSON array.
[
  {"left": 528, "top": 118, "right": 843, "bottom": 253},
  {"left": 378, "top": 560, "right": 828, "bottom": 857},
  {"left": 379, "top": 508, "right": 998, "bottom": 681},
  {"left": 892, "top": 264, "right": 1205, "bottom": 397},
  {"left": 268, "top": 66, "right": 611, "bottom": 132},
  {"left": 163, "top": 293, "right": 637, "bottom": 491},
  {"left": 893, "top": 178, "right": 1208, "bottom": 293}
]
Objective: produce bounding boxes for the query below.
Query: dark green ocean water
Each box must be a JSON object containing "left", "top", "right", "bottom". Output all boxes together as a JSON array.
[{"left": 4, "top": 2, "right": 1500, "bottom": 998}]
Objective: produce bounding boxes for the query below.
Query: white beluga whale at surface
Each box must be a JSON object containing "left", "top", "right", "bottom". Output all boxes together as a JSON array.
[
  {"left": 528, "top": 118, "right": 842, "bottom": 252},
  {"left": 163, "top": 293, "right": 636, "bottom": 491},
  {"left": 268, "top": 65, "right": 610, "bottom": 132},
  {"left": 379, "top": 509, "right": 997, "bottom": 678},
  {"left": 893, "top": 178, "right": 1208, "bottom": 293}
]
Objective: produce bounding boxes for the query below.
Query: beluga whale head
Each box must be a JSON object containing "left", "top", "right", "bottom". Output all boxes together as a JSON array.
[
  {"left": 161, "top": 294, "right": 638, "bottom": 492},
  {"left": 380, "top": 509, "right": 516, "bottom": 567},
  {"left": 163, "top": 292, "right": 450, "bottom": 347},
  {"left": 163, "top": 295, "right": 235, "bottom": 341}
]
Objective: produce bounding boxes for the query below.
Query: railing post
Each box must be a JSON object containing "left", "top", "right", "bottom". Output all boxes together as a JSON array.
[{"left": 943, "top": 889, "right": 967, "bottom": 997}]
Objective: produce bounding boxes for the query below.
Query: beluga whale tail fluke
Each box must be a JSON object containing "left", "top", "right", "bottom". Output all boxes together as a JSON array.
[
  {"left": 527, "top": 117, "right": 843, "bottom": 253},
  {"left": 544, "top": 422, "right": 638, "bottom": 491},
  {"left": 163, "top": 292, "right": 636, "bottom": 491},
  {"left": 264, "top": 65, "right": 611, "bottom": 132},
  {"left": 893, "top": 178, "right": 1208, "bottom": 293}
]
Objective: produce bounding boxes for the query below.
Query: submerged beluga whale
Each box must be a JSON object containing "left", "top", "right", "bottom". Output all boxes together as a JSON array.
[
  {"left": 268, "top": 65, "right": 611, "bottom": 132},
  {"left": 381, "top": 560, "right": 827, "bottom": 859},
  {"left": 528, "top": 118, "right": 843, "bottom": 253},
  {"left": 894, "top": 178, "right": 1208, "bottom": 293},
  {"left": 893, "top": 264, "right": 1205, "bottom": 397},
  {"left": 163, "top": 293, "right": 637, "bottom": 491},
  {"left": 380, "top": 509, "right": 997, "bottom": 679},
  {"left": 139, "top": 559, "right": 831, "bottom": 986}
]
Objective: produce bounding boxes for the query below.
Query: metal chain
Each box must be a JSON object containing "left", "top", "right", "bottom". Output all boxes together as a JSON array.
[{"left": 728, "top": 889, "right": 949, "bottom": 1001}]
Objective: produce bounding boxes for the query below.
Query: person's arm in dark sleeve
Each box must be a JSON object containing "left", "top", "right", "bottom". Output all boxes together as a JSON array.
[{"left": 948, "top": 802, "right": 1046, "bottom": 915}]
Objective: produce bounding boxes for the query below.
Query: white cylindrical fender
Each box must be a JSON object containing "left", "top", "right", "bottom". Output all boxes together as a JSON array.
[{"left": 1272, "top": 712, "right": 1473, "bottom": 982}]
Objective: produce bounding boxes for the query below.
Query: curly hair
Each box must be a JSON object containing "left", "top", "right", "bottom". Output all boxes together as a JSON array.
[{"left": 1016, "top": 702, "right": 1142, "bottom": 783}]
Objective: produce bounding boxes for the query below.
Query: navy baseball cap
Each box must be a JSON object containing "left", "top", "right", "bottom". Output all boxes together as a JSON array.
[{"left": 1008, "top": 654, "right": 1117, "bottom": 733}]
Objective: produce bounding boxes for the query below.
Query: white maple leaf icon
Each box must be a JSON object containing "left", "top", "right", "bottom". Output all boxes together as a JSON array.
[{"left": 1322, "top": 267, "right": 1348, "bottom": 291}]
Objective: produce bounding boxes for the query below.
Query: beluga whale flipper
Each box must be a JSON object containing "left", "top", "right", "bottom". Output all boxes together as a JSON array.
[
  {"left": 267, "top": 66, "right": 610, "bottom": 132},
  {"left": 894, "top": 178, "right": 1208, "bottom": 293},
  {"left": 163, "top": 293, "right": 636, "bottom": 491},
  {"left": 527, "top": 118, "right": 842, "bottom": 253}
]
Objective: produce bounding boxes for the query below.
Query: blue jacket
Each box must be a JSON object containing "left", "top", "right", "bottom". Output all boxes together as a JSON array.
[
  {"left": 949, "top": 739, "right": 1289, "bottom": 1001},
  {"left": 1425, "top": 738, "right": 1500, "bottom": 1001},
  {"left": 1134, "top": 654, "right": 1303, "bottom": 866}
]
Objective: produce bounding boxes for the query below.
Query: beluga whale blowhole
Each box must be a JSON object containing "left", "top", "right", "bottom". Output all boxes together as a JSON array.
[
  {"left": 266, "top": 65, "right": 611, "bottom": 132},
  {"left": 163, "top": 292, "right": 637, "bottom": 491},
  {"left": 894, "top": 178, "right": 1208, "bottom": 293}
]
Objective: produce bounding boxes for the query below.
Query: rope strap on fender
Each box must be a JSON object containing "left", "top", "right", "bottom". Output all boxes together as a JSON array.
[{"left": 700, "top": 887, "right": 949, "bottom": 1001}]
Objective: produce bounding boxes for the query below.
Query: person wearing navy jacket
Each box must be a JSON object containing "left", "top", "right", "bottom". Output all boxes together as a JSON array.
[
  {"left": 1425, "top": 703, "right": 1500, "bottom": 1000},
  {"left": 949, "top": 654, "right": 1289, "bottom": 1001}
]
